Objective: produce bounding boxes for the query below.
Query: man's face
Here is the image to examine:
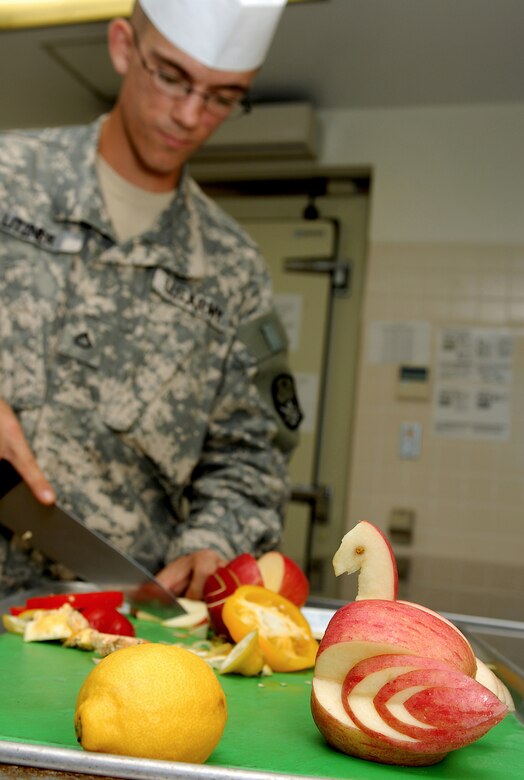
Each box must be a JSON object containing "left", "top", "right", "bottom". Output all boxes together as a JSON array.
[{"left": 116, "top": 21, "right": 256, "bottom": 187}]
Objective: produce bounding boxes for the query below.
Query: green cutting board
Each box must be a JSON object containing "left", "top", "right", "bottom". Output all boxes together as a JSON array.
[{"left": 0, "top": 618, "right": 522, "bottom": 779}]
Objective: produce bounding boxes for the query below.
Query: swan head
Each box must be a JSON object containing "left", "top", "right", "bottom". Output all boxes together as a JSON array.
[{"left": 332, "top": 520, "right": 398, "bottom": 600}]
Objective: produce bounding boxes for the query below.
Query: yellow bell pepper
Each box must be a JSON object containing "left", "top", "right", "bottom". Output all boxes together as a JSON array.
[{"left": 222, "top": 585, "right": 318, "bottom": 672}]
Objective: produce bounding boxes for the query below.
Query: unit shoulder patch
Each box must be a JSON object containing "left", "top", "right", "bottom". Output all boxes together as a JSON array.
[{"left": 271, "top": 373, "right": 303, "bottom": 430}]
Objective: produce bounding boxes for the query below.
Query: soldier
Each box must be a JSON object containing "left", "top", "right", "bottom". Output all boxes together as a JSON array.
[{"left": 0, "top": 0, "right": 302, "bottom": 600}]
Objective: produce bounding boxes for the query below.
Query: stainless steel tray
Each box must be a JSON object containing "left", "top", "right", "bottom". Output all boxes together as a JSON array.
[{"left": 0, "top": 741, "right": 319, "bottom": 780}]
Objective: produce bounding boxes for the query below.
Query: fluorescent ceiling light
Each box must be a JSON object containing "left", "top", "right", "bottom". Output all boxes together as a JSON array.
[
  {"left": 0, "top": 2, "right": 132, "bottom": 29},
  {"left": 0, "top": 0, "right": 325, "bottom": 31}
]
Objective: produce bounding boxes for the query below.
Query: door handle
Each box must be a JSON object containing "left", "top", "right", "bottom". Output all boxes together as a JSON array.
[
  {"left": 290, "top": 483, "right": 331, "bottom": 525},
  {"left": 283, "top": 258, "right": 351, "bottom": 292}
]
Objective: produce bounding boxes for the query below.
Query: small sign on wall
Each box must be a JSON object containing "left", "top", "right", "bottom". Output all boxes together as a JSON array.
[
  {"left": 274, "top": 293, "right": 303, "bottom": 352},
  {"left": 294, "top": 372, "right": 319, "bottom": 434},
  {"left": 368, "top": 320, "right": 431, "bottom": 365},
  {"left": 432, "top": 327, "right": 513, "bottom": 440}
]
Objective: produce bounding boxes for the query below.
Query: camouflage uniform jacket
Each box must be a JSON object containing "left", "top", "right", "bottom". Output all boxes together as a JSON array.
[{"left": 0, "top": 118, "right": 301, "bottom": 594}]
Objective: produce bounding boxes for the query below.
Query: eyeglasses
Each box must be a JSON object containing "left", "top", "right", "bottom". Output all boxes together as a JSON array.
[{"left": 131, "top": 27, "right": 251, "bottom": 120}]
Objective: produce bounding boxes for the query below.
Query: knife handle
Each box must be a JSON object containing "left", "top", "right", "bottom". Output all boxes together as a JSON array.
[{"left": 0, "top": 460, "right": 22, "bottom": 500}]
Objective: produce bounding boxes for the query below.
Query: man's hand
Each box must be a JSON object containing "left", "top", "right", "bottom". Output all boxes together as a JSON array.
[
  {"left": 0, "top": 399, "right": 55, "bottom": 504},
  {"left": 156, "top": 549, "right": 226, "bottom": 600}
]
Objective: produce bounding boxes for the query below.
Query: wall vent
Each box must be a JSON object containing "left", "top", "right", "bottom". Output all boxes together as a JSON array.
[{"left": 195, "top": 102, "right": 320, "bottom": 161}]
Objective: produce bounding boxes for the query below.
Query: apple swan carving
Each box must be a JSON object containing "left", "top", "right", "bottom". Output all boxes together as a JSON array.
[{"left": 311, "top": 521, "right": 514, "bottom": 767}]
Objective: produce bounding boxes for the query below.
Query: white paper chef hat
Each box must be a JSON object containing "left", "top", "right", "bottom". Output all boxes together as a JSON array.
[{"left": 139, "top": 0, "right": 287, "bottom": 71}]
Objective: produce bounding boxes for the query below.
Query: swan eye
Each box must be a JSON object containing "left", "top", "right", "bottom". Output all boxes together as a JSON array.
[{"left": 355, "top": 546, "right": 365, "bottom": 555}]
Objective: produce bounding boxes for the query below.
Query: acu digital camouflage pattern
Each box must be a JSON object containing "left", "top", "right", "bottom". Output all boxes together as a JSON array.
[{"left": 0, "top": 117, "right": 301, "bottom": 597}]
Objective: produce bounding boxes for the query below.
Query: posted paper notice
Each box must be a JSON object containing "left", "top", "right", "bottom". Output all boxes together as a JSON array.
[{"left": 432, "top": 327, "right": 513, "bottom": 440}]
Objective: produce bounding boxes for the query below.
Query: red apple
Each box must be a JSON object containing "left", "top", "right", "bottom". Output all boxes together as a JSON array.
[
  {"left": 203, "top": 551, "right": 308, "bottom": 636},
  {"left": 311, "top": 602, "right": 507, "bottom": 766},
  {"left": 258, "top": 551, "right": 309, "bottom": 606},
  {"left": 203, "top": 564, "right": 246, "bottom": 638},
  {"left": 224, "top": 553, "right": 263, "bottom": 587},
  {"left": 310, "top": 521, "right": 511, "bottom": 766}
]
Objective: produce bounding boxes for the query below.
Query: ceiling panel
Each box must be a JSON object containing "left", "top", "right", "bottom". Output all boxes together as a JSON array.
[{"left": 1, "top": 0, "right": 523, "bottom": 130}]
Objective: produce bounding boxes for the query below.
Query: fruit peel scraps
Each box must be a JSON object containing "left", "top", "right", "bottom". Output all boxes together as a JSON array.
[{"left": 2, "top": 603, "right": 146, "bottom": 657}]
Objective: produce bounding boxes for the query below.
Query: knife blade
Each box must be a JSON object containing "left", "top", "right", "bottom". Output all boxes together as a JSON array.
[{"left": 0, "top": 461, "right": 185, "bottom": 617}]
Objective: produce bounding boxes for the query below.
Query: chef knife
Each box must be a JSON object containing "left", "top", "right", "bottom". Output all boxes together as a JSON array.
[{"left": 0, "top": 461, "right": 185, "bottom": 617}]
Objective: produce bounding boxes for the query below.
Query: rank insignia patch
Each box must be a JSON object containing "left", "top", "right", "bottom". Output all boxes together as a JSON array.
[{"left": 271, "top": 373, "right": 303, "bottom": 430}]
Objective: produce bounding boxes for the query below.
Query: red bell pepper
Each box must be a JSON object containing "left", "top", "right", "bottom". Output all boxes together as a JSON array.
[
  {"left": 80, "top": 605, "right": 135, "bottom": 636},
  {"left": 9, "top": 590, "right": 124, "bottom": 615}
]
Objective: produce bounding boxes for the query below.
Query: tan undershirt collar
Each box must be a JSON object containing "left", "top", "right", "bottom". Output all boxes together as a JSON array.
[{"left": 96, "top": 155, "right": 174, "bottom": 244}]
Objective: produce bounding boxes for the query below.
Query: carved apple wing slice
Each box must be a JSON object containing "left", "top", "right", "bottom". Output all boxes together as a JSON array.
[
  {"left": 343, "top": 654, "right": 508, "bottom": 754},
  {"left": 311, "top": 676, "right": 447, "bottom": 767}
]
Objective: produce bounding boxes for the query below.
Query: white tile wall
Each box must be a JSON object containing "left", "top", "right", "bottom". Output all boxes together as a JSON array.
[{"left": 343, "top": 242, "right": 524, "bottom": 620}]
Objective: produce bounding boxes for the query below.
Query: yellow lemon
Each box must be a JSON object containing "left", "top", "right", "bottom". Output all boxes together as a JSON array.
[
  {"left": 2, "top": 613, "right": 26, "bottom": 634},
  {"left": 220, "top": 630, "right": 266, "bottom": 676},
  {"left": 74, "top": 643, "right": 227, "bottom": 763}
]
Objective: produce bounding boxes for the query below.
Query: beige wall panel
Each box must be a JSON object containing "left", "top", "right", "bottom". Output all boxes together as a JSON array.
[{"left": 344, "top": 241, "right": 524, "bottom": 619}]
